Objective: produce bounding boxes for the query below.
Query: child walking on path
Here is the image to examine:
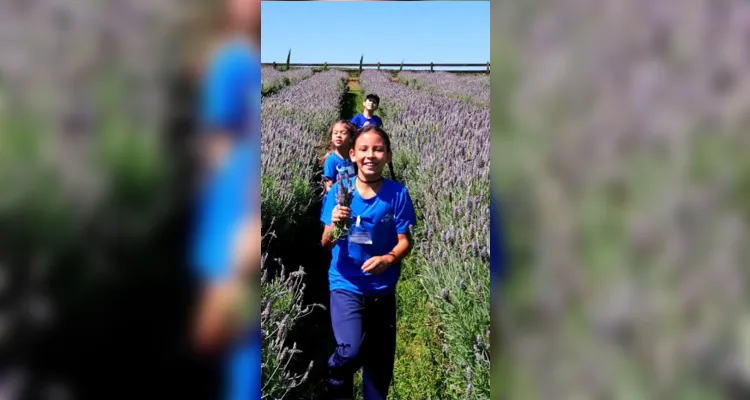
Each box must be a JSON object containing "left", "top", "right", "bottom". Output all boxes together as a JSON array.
[
  {"left": 349, "top": 94, "right": 383, "bottom": 129},
  {"left": 349, "top": 94, "right": 396, "bottom": 181},
  {"left": 320, "top": 125, "right": 417, "bottom": 399}
]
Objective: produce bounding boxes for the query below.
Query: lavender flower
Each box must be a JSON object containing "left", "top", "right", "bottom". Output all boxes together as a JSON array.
[{"left": 330, "top": 171, "right": 355, "bottom": 240}]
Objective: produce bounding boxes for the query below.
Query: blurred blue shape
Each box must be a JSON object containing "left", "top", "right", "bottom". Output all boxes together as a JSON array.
[
  {"left": 490, "top": 191, "right": 507, "bottom": 293},
  {"left": 192, "top": 35, "right": 261, "bottom": 400},
  {"left": 201, "top": 37, "right": 261, "bottom": 140}
]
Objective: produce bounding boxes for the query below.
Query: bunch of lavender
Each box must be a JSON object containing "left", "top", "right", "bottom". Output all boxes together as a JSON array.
[{"left": 330, "top": 171, "right": 355, "bottom": 240}]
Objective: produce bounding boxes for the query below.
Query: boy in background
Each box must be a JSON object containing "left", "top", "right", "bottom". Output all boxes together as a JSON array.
[
  {"left": 350, "top": 94, "right": 397, "bottom": 180},
  {"left": 350, "top": 94, "right": 383, "bottom": 129}
]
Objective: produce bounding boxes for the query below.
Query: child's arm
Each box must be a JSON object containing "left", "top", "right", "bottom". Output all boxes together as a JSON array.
[
  {"left": 321, "top": 205, "right": 351, "bottom": 250},
  {"left": 322, "top": 157, "right": 336, "bottom": 193},
  {"left": 361, "top": 232, "right": 412, "bottom": 274},
  {"left": 320, "top": 186, "right": 347, "bottom": 250},
  {"left": 321, "top": 224, "right": 336, "bottom": 250},
  {"left": 362, "top": 188, "right": 416, "bottom": 274}
]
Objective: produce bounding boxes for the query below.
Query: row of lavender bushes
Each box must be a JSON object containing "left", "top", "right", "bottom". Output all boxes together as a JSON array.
[
  {"left": 260, "top": 70, "right": 347, "bottom": 236},
  {"left": 260, "top": 70, "right": 348, "bottom": 399},
  {"left": 491, "top": 0, "right": 750, "bottom": 398},
  {"left": 261, "top": 67, "right": 314, "bottom": 96},
  {"left": 361, "top": 70, "right": 491, "bottom": 399},
  {"left": 398, "top": 71, "right": 490, "bottom": 108}
]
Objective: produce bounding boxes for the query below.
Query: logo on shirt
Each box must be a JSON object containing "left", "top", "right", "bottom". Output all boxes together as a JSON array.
[{"left": 381, "top": 213, "right": 394, "bottom": 224}]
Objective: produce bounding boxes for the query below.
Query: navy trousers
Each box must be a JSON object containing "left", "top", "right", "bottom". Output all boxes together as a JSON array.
[{"left": 328, "top": 289, "right": 397, "bottom": 400}]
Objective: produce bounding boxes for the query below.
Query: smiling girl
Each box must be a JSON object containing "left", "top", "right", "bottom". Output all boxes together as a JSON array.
[
  {"left": 320, "top": 125, "right": 417, "bottom": 399},
  {"left": 320, "top": 120, "right": 356, "bottom": 194}
]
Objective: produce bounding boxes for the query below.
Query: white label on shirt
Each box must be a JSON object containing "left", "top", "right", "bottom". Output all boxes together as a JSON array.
[{"left": 349, "top": 231, "right": 373, "bottom": 245}]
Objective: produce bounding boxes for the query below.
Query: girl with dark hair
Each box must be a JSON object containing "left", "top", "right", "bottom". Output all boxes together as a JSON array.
[{"left": 320, "top": 125, "right": 417, "bottom": 399}]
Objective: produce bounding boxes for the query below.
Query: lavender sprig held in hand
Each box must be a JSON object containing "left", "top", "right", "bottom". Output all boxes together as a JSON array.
[{"left": 330, "top": 171, "right": 355, "bottom": 240}]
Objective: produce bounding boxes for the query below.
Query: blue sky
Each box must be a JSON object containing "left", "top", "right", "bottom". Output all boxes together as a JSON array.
[{"left": 261, "top": 1, "right": 490, "bottom": 70}]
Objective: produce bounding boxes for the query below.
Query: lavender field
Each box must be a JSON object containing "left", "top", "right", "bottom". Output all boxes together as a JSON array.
[
  {"left": 260, "top": 70, "right": 347, "bottom": 235},
  {"left": 361, "top": 70, "right": 490, "bottom": 399},
  {"left": 261, "top": 67, "right": 313, "bottom": 96},
  {"left": 260, "top": 68, "right": 490, "bottom": 399},
  {"left": 491, "top": 0, "right": 750, "bottom": 398},
  {"left": 260, "top": 69, "right": 348, "bottom": 399},
  {"left": 398, "top": 71, "right": 490, "bottom": 108}
]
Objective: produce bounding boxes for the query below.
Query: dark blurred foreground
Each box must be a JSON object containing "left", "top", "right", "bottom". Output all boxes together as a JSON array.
[
  {"left": 0, "top": 2, "right": 232, "bottom": 398},
  {"left": 0, "top": 66, "right": 224, "bottom": 400}
]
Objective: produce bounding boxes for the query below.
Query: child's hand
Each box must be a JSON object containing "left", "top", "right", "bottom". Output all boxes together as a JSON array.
[
  {"left": 231, "top": 215, "right": 260, "bottom": 280},
  {"left": 361, "top": 255, "right": 394, "bottom": 275},
  {"left": 194, "top": 279, "right": 243, "bottom": 354},
  {"left": 331, "top": 205, "right": 351, "bottom": 224}
]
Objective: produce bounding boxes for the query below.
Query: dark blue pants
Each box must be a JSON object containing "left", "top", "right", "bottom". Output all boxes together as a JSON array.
[{"left": 328, "top": 289, "right": 397, "bottom": 400}]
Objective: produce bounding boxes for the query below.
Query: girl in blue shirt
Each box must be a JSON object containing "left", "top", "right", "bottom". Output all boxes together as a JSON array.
[
  {"left": 320, "top": 125, "right": 417, "bottom": 399},
  {"left": 320, "top": 120, "right": 356, "bottom": 194},
  {"left": 320, "top": 120, "right": 356, "bottom": 224}
]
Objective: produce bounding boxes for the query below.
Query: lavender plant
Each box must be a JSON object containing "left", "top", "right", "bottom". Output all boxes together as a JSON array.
[
  {"left": 491, "top": 1, "right": 750, "bottom": 398},
  {"left": 260, "top": 70, "right": 347, "bottom": 397},
  {"left": 360, "top": 70, "right": 490, "bottom": 398},
  {"left": 329, "top": 171, "right": 354, "bottom": 240},
  {"left": 261, "top": 70, "right": 347, "bottom": 235},
  {"left": 260, "top": 254, "right": 321, "bottom": 400},
  {"left": 261, "top": 70, "right": 347, "bottom": 135},
  {"left": 398, "top": 71, "right": 490, "bottom": 108},
  {"left": 261, "top": 67, "right": 313, "bottom": 96}
]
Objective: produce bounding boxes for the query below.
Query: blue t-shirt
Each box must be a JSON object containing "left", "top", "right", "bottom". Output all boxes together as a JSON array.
[
  {"left": 201, "top": 38, "right": 260, "bottom": 139},
  {"left": 194, "top": 37, "right": 261, "bottom": 399},
  {"left": 323, "top": 152, "right": 355, "bottom": 181},
  {"left": 350, "top": 113, "right": 383, "bottom": 130},
  {"left": 321, "top": 178, "right": 417, "bottom": 295}
]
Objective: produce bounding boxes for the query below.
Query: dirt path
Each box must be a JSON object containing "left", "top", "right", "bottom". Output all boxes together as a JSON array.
[{"left": 347, "top": 77, "right": 360, "bottom": 91}]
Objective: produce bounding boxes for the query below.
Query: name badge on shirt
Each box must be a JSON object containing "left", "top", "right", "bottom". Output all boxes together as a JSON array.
[{"left": 349, "top": 216, "right": 373, "bottom": 245}]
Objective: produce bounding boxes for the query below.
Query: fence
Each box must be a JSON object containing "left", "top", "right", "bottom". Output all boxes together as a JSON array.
[{"left": 261, "top": 62, "right": 490, "bottom": 73}]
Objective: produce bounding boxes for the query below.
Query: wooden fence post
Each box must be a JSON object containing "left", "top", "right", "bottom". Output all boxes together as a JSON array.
[
  {"left": 430, "top": 62, "right": 434, "bottom": 72},
  {"left": 487, "top": 62, "right": 490, "bottom": 73},
  {"left": 377, "top": 62, "right": 380, "bottom": 71}
]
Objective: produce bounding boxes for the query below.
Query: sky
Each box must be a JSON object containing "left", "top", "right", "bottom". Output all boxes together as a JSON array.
[{"left": 261, "top": 1, "right": 490, "bottom": 71}]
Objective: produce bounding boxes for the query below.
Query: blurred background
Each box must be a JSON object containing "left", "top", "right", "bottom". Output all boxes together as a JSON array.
[
  {"left": 0, "top": 1, "right": 255, "bottom": 398},
  {"left": 491, "top": 0, "right": 750, "bottom": 398}
]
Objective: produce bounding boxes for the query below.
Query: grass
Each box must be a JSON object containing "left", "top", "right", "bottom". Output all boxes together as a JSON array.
[{"left": 391, "top": 258, "right": 447, "bottom": 399}]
